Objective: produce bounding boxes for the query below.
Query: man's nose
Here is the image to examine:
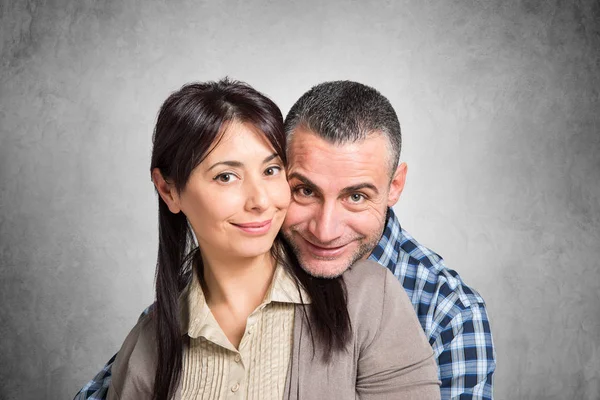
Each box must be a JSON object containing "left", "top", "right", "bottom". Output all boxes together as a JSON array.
[{"left": 308, "top": 201, "right": 343, "bottom": 243}]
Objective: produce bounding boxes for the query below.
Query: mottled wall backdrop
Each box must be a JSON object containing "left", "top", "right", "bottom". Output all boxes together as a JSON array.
[{"left": 1, "top": 0, "right": 599, "bottom": 399}]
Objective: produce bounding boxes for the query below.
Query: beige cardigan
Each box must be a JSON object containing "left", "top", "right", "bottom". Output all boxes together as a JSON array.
[{"left": 108, "top": 260, "right": 440, "bottom": 399}]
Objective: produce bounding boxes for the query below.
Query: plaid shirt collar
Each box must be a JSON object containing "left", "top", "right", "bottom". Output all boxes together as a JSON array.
[{"left": 368, "top": 207, "right": 404, "bottom": 270}]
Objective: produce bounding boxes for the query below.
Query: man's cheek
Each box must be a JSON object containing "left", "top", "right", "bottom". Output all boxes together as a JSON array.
[{"left": 348, "top": 214, "right": 385, "bottom": 239}]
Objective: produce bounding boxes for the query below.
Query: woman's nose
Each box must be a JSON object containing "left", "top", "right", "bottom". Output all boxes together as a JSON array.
[{"left": 244, "top": 178, "right": 269, "bottom": 212}]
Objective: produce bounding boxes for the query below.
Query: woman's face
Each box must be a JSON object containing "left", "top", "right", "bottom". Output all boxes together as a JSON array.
[{"left": 177, "top": 121, "right": 290, "bottom": 262}]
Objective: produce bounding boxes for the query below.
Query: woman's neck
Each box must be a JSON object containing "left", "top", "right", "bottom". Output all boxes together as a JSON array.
[
  {"left": 199, "top": 251, "right": 277, "bottom": 348},
  {"left": 202, "top": 251, "right": 276, "bottom": 306}
]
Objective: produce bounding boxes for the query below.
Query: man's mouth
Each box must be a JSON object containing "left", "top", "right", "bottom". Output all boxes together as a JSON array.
[{"left": 302, "top": 238, "right": 350, "bottom": 259}]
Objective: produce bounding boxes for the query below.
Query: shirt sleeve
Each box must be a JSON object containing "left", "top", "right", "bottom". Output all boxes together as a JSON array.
[
  {"left": 356, "top": 268, "right": 441, "bottom": 400},
  {"left": 434, "top": 304, "right": 496, "bottom": 400},
  {"left": 73, "top": 306, "right": 154, "bottom": 400},
  {"left": 72, "top": 354, "right": 115, "bottom": 400}
]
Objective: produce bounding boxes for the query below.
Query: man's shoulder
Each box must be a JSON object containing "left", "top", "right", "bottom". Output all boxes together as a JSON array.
[
  {"left": 376, "top": 223, "right": 492, "bottom": 345},
  {"left": 371, "top": 213, "right": 488, "bottom": 320},
  {"left": 372, "top": 212, "right": 496, "bottom": 396},
  {"left": 397, "top": 228, "right": 486, "bottom": 309}
]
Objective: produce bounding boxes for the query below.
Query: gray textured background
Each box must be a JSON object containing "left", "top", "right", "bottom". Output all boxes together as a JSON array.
[{"left": 1, "top": 0, "right": 599, "bottom": 399}]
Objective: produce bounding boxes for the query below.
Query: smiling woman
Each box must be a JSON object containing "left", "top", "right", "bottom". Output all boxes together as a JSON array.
[
  {"left": 154, "top": 121, "right": 290, "bottom": 264},
  {"left": 98, "top": 78, "right": 440, "bottom": 400}
]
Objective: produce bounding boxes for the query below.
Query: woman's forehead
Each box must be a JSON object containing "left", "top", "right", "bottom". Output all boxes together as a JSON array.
[{"left": 203, "top": 121, "right": 277, "bottom": 160}]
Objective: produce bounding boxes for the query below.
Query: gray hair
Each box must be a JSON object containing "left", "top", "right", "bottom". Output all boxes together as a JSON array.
[{"left": 284, "top": 80, "right": 401, "bottom": 173}]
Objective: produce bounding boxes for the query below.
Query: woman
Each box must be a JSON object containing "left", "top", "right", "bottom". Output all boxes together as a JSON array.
[{"left": 108, "top": 79, "right": 440, "bottom": 399}]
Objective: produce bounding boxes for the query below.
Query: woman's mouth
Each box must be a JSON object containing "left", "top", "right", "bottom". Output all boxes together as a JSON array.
[{"left": 231, "top": 219, "right": 273, "bottom": 235}]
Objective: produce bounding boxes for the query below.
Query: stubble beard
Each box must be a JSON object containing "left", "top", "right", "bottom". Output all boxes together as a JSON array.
[{"left": 282, "top": 229, "right": 382, "bottom": 279}]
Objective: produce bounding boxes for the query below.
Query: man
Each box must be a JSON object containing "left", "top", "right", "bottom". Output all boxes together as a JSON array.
[{"left": 75, "top": 81, "right": 496, "bottom": 400}]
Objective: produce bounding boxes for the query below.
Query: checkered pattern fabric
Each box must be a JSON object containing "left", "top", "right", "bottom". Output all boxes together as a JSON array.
[
  {"left": 73, "top": 208, "right": 496, "bottom": 400},
  {"left": 369, "top": 208, "right": 496, "bottom": 399},
  {"left": 72, "top": 354, "right": 115, "bottom": 400}
]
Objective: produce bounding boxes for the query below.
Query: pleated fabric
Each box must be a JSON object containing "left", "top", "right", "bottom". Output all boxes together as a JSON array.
[{"left": 181, "top": 302, "right": 295, "bottom": 400}]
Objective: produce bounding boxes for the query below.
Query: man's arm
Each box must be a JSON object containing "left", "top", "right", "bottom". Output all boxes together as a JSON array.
[
  {"left": 72, "top": 353, "right": 115, "bottom": 400},
  {"left": 434, "top": 304, "right": 496, "bottom": 400}
]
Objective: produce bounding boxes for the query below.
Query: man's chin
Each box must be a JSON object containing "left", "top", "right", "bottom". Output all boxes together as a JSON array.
[
  {"left": 297, "top": 255, "right": 353, "bottom": 279},
  {"left": 283, "top": 231, "right": 370, "bottom": 278}
]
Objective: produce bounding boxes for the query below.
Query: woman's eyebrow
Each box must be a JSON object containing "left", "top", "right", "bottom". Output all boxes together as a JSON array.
[
  {"left": 207, "top": 153, "right": 280, "bottom": 171},
  {"left": 263, "top": 153, "right": 280, "bottom": 163},
  {"left": 207, "top": 160, "right": 243, "bottom": 171}
]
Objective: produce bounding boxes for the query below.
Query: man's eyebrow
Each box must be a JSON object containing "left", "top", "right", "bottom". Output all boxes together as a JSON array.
[
  {"left": 288, "top": 173, "right": 378, "bottom": 196},
  {"left": 341, "top": 183, "right": 379, "bottom": 195},
  {"left": 287, "top": 173, "right": 321, "bottom": 191},
  {"left": 208, "top": 153, "right": 280, "bottom": 172}
]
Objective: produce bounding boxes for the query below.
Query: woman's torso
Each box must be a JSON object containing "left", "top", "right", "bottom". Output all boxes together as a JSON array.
[{"left": 108, "top": 260, "right": 440, "bottom": 399}]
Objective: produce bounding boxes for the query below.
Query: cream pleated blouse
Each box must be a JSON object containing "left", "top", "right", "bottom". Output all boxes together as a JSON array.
[{"left": 178, "top": 265, "right": 309, "bottom": 400}]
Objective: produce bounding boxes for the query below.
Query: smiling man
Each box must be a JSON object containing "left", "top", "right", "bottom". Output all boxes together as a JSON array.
[
  {"left": 283, "top": 129, "right": 400, "bottom": 278},
  {"left": 284, "top": 128, "right": 403, "bottom": 278},
  {"left": 280, "top": 82, "right": 495, "bottom": 399},
  {"left": 75, "top": 81, "right": 496, "bottom": 400}
]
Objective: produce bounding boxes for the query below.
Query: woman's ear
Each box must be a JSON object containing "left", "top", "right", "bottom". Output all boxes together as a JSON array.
[{"left": 151, "top": 168, "right": 182, "bottom": 214}]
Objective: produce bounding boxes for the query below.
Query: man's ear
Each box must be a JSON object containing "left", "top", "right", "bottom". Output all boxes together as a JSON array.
[
  {"left": 387, "top": 162, "right": 407, "bottom": 207},
  {"left": 151, "top": 168, "right": 182, "bottom": 214}
]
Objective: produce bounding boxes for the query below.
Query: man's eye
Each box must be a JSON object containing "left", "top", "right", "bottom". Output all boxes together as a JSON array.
[
  {"left": 348, "top": 193, "right": 365, "bottom": 203},
  {"left": 293, "top": 186, "right": 313, "bottom": 197},
  {"left": 301, "top": 187, "right": 314, "bottom": 196}
]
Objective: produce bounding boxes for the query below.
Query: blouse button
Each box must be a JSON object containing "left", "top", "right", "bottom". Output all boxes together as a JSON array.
[
  {"left": 231, "top": 383, "right": 240, "bottom": 392},
  {"left": 234, "top": 354, "right": 241, "bottom": 363}
]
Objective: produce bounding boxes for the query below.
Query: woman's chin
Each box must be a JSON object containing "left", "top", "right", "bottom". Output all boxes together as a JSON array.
[{"left": 228, "top": 240, "right": 276, "bottom": 260}]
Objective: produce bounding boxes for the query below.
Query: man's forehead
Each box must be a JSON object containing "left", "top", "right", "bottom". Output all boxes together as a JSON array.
[
  {"left": 288, "top": 128, "right": 389, "bottom": 165},
  {"left": 287, "top": 128, "right": 390, "bottom": 192}
]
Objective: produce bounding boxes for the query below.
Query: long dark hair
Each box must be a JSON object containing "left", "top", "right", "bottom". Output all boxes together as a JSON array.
[{"left": 150, "top": 78, "right": 351, "bottom": 400}]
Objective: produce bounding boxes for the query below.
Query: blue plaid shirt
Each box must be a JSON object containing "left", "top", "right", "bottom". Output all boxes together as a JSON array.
[
  {"left": 369, "top": 209, "right": 496, "bottom": 399},
  {"left": 74, "top": 208, "right": 495, "bottom": 400}
]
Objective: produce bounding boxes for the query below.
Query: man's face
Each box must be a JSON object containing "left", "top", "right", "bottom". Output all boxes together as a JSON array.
[{"left": 282, "top": 127, "right": 406, "bottom": 278}]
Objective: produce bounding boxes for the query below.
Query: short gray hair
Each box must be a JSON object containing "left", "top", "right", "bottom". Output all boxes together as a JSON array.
[{"left": 284, "top": 80, "right": 401, "bottom": 173}]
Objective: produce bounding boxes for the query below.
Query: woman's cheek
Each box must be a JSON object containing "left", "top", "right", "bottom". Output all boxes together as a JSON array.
[{"left": 274, "top": 179, "right": 291, "bottom": 209}]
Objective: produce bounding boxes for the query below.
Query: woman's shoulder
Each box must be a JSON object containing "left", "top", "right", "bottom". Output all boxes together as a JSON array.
[
  {"left": 343, "top": 258, "right": 390, "bottom": 286},
  {"left": 342, "top": 259, "right": 418, "bottom": 341},
  {"left": 108, "top": 313, "right": 158, "bottom": 398},
  {"left": 124, "top": 312, "right": 157, "bottom": 359},
  {"left": 343, "top": 260, "right": 440, "bottom": 398},
  {"left": 343, "top": 259, "right": 399, "bottom": 310}
]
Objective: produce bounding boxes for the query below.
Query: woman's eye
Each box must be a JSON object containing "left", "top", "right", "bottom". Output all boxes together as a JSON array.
[
  {"left": 214, "top": 173, "right": 237, "bottom": 183},
  {"left": 265, "top": 166, "right": 282, "bottom": 176}
]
